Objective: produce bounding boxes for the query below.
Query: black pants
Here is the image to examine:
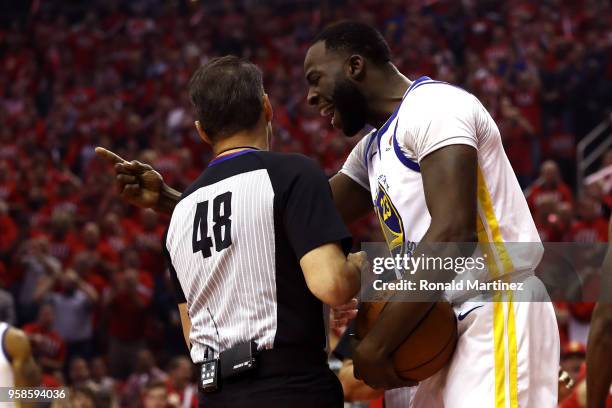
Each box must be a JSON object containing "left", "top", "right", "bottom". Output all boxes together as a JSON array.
[{"left": 198, "top": 349, "right": 343, "bottom": 408}]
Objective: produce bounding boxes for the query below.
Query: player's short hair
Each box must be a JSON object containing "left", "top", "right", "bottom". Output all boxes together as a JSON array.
[
  {"left": 189, "top": 56, "right": 264, "bottom": 141},
  {"left": 313, "top": 21, "right": 391, "bottom": 65}
]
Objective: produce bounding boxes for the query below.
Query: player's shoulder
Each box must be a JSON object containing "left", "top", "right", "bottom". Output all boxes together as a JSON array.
[
  {"left": 4, "top": 325, "right": 31, "bottom": 358},
  {"left": 404, "top": 80, "right": 478, "bottom": 112}
]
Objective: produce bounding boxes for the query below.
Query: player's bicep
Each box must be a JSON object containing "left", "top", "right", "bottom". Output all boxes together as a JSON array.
[
  {"left": 330, "top": 173, "right": 373, "bottom": 225},
  {"left": 419, "top": 144, "right": 477, "bottom": 240},
  {"left": 5, "top": 328, "right": 40, "bottom": 387}
]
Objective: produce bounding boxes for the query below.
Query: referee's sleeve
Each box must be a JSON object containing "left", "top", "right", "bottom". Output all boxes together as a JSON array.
[
  {"left": 162, "top": 229, "right": 187, "bottom": 304},
  {"left": 283, "top": 157, "right": 352, "bottom": 260}
]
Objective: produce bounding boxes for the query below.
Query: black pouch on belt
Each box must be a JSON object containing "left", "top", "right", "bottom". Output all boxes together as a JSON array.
[{"left": 219, "top": 340, "right": 258, "bottom": 379}]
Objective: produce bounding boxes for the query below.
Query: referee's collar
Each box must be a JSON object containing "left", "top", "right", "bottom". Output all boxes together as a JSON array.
[{"left": 208, "top": 149, "right": 258, "bottom": 167}]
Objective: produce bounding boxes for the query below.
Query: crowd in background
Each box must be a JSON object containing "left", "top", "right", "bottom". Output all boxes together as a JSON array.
[{"left": 0, "top": 0, "right": 611, "bottom": 406}]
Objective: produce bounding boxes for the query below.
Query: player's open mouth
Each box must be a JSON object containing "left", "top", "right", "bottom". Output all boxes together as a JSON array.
[
  {"left": 319, "top": 105, "right": 334, "bottom": 118},
  {"left": 319, "top": 104, "right": 339, "bottom": 128}
]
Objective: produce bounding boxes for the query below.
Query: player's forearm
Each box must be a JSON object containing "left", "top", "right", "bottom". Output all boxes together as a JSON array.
[
  {"left": 154, "top": 183, "right": 181, "bottom": 214},
  {"left": 13, "top": 357, "right": 41, "bottom": 388},
  {"left": 339, "top": 361, "right": 383, "bottom": 402},
  {"left": 359, "top": 300, "right": 435, "bottom": 361},
  {"left": 360, "top": 225, "right": 472, "bottom": 357},
  {"left": 586, "top": 302, "right": 612, "bottom": 408}
]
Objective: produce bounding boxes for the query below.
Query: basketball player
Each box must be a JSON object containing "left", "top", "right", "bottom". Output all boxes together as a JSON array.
[
  {"left": 586, "top": 216, "right": 612, "bottom": 407},
  {"left": 0, "top": 322, "right": 41, "bottom": 408},
  {"left": 302, "top": 21, "right": 559, "bottom": 407}
]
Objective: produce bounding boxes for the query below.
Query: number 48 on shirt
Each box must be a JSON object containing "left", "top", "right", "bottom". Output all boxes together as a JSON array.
[{"left": 192, "top": 191, "right": 233, "bottom": 258}]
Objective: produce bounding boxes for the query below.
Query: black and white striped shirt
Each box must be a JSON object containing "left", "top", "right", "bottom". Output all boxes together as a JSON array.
[{"left": 163, "top": 149, "right": 351, "bottom": 363}]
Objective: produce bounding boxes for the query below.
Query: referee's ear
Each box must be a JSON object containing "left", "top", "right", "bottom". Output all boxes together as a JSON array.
[
  {"left": 263, "top": 93, "right": 273, "bottom": 123},
  {"left": 194, "top": 120, "right": 212, "bottom": 147}
]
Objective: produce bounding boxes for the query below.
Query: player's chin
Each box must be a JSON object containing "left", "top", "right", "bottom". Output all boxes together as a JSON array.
[{"left": 340, "top": 120, "right": 365, "bottom": 138}]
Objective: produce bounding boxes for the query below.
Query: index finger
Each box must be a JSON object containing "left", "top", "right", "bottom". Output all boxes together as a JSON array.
[{"left": 95, "top": 146, "right": 127, "bottom": 164}]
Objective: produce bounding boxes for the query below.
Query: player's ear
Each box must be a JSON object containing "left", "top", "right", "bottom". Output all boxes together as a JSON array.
[
  {"left": 262, "top": 93, "right": 273, "bottom": 123},
  {"left": 345, "top": 55, "right": 365, "bottom": 81},
  {"left": 194, "top": 121, "right": 212, "bottom": 146}
]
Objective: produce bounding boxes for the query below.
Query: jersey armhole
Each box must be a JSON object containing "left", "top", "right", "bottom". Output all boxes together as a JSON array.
[
  {"left": 1, "top": 326, "right": 12, "bottom": 364},
  {"left": 392, "top": 121, "right": 421, "bottom": 172}
]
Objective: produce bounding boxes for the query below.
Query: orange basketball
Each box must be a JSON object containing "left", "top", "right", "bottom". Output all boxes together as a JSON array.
[{"left": 355, "top": 301, "right": 458, "bottom": 381}]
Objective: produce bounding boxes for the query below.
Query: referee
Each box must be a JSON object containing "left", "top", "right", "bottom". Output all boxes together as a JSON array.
[{"left": 162, "top": 56, "right": 362, "bottom": 407}]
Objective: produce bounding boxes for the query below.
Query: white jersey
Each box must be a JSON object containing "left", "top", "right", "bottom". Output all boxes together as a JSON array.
[
  {"left": 0, "top": 322, "right": 15, "bottom": 408},
  {"left": 341, "top": 76, "right": 542, "bottom": 291},
  {"left": 341, "top": 77, "right": 559, "bottom": 408}
]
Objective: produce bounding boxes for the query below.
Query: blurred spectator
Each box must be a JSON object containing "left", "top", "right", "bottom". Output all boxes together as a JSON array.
[
  {"left": 570, "top": 196, "right": 608, "bottom": 242},
  {"left": 534, "top": 196, "right": 564, "bottom": 242},
  {"left": 0, "top": 200, "right": 17, "bottom": 258},
  {"left": 74, "top": 222, "right": 119, "bottom": 275},
  {"left": 0, "top": 287, "right": 16, "bottom": 324},
  {"left": 560, "top": 342, "right": 586, "bottom": 383},
  {"left": 23, "top": 303, "right": 67, "bottom": 372},
  {"left": 35, "top": 211, "right": 78, "bottom": 267},
  {"left": 68, "top": 357, "right": 95, "bottom": 389},
  {"left": 90, "top": 357, "right": 115, "bottom": 395},
  {"left": 165, "top": 357, "right": 197, "bottom": 408},
  {"left": 69, "top": 386, "right": 97, "bottom": 408},
  {"left": 35, "top": 268, "right": 98, "bottom": 360},
  {"left": 131, "top": 209, "right": 165, "bottom": 279},
  {"left": 104, "top": 250, "right": 153, "bottom": 379},
  {"left": 122, "top": 349, "right": 167, "bottom": 406},
  {"left": 527, "top": 161, "right": 574, "bottom": 216},
  {"left": 498, "top": 97, "right": 536, "bottom": 187},
  {"left": 142, "top": 381, "right": 171, "bottom": 408},
  {"left": 16, "top": 236, "right": 62, "bottom": 323}
]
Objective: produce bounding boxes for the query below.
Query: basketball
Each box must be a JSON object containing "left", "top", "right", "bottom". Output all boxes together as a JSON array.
[{"left": 355, "top": 301, "right": 458, "bottom": 382}]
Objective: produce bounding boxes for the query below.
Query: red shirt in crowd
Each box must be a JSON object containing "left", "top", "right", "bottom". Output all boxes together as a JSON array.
[
  {"left": 22, "top": 323, "right": 67, "bottom": 370},
  {"left": 527, "top": 183, "right": 574, "bottom": 214},
  {"left": 0, "top": 213, "right": 18, "bottom": 252},
  {"left": 107, "top": 271, "right": 153, "bottom": 341},
  {"left": 570, "top": 218, "right": 609, "bottom": 242}
]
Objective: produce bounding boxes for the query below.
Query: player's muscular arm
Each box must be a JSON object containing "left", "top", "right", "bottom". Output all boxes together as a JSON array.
[
  {"left": 330, "top": 173, "right": 373, "bottom": 224},
  {"left": 5, "top": 327, "right": 41, "bottom": 398},
  {"left": 95, "top": 147, "right": 181, "bottom": 214},
  {"left": 353, "top": 144, "right": 477, "bottom": 389},
  {"left": 339, "top": 359, "right": 384, "bottom": 402},
  {"left": 586, "top": 217, "right": 612, "bottom": 408}
]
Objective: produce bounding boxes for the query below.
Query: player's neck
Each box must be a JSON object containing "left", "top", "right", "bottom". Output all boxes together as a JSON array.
[{"left": 367, "top": 68, "right": 412, "bottom": 129}]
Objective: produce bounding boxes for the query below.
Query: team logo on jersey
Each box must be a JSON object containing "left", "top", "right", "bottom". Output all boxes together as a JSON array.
[{"left": 374, "top": 181, "right": 405, "bottom": 257}]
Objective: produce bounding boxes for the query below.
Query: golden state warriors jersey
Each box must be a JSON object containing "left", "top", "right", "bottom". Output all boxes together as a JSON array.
[{"left": 340, "top": 77, "right": 542, "bottom": 287}]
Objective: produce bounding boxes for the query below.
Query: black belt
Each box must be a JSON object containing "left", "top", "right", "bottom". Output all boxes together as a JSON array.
[
  {"left": 199, "top": 347, "right": 329, "bottom": 383},
  {"left": 254, "top": 347, "right": 329, "bottom": 378}
]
